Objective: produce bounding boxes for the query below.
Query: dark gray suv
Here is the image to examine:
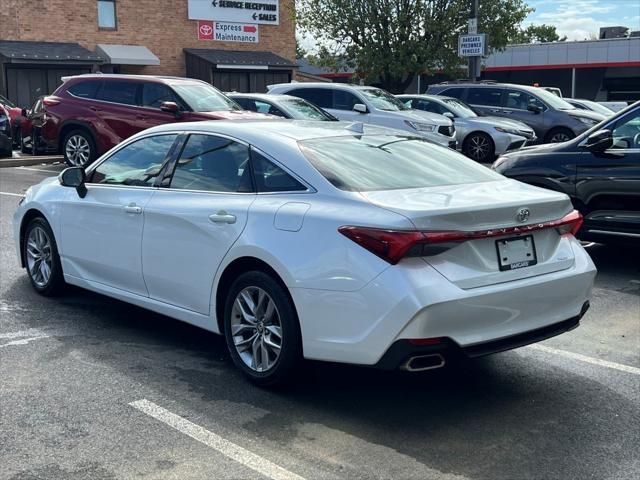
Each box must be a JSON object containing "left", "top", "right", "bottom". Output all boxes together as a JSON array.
[{"left": 427, "top": 82, "right": 605, "bottom": 143}]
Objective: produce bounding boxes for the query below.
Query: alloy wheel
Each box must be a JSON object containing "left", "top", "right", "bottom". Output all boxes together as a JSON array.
[
  {"left": 26, "top": 226, "right": 53, "bottom": 288},
  {"left": 65, "top": 135, "right": 91, "bottom": 166},
  {"left": 550, "top": 132, "right": 571, "bottom": 143},
  {"left": 468, "top": 134, "right": 491, "bottom": 161},
  {"left": 230, "top": 286, "right": 283, "bottom": 373}
]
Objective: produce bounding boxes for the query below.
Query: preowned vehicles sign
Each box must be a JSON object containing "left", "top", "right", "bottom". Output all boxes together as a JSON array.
[
  {"left": 198, "top": 20, "right": 259, "bottom": 43},
  {"left": 188, "top": 0, "right": 279, "bottom": 25},
  {"left": 458, "top": 34, "right": 486, "bottom": 57}
]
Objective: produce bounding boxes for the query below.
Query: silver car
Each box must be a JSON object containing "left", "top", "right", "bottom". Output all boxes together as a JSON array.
[
  {"left": 228, "top": 93, "right": 338, "bottom": 121},
  {"left": 398, "top": 94, "right": 536, "bottom": 162}
]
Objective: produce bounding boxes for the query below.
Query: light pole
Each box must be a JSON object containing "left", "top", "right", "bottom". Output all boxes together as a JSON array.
[{"left": 469, "top": 0, "right": 480, "bottom": 81}]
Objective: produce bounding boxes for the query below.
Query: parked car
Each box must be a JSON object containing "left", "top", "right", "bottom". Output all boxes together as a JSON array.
[
  {"left": 0, "top": 94, "right": 25, "bottom": 150},
  {"left": 267, "top": 82, "right": 457, "bottom": 148},
  {"left": 0, "top": 103, "right": 12, "bottom": 157},
  {"left": 397, "top": 94, "right": 536, "bottom": 162},
  {"left": 14, "top": 96, "right": 44, "bottom": 155},
  {"left": 14, "top": 120, "right": 595, "bottom": 386},
  {"left": 33, "top": 74, "right": 267, "bottom": 167},
  {"left": 493, "top": 101, "right": 640, "bottom": 245},
  {"left": 599, "top": 101, "right": 628, "bottom": 112},
  {"left": 229, "top": 93, "right": 337, "bottom": 121},
  {"left": 427, "top": 82, "right": 605, "bottom": 143},
  {"left": 541, "top": 86, "right": 563, "bottom": 98},
  {"left": 565, "top": 98, "right": 615, "bottom": 117}
]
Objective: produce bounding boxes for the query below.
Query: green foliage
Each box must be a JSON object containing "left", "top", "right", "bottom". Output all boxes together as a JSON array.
[
  {"left": 297, "top": 0, "right": 533, "bottom": 92},
  {"left": 511, "top": 24, "right": 567, "bottom": 43}
]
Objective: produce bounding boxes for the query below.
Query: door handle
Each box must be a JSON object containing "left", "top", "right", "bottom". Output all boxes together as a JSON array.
[
  {"left": 209, "top": 211, "right": 236, "bottom": 224},
  {"left": 123, "top": 203, "right": 142, "bottom": 214}
]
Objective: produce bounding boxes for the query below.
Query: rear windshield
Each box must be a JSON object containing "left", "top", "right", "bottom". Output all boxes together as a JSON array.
[
  {"left": 299, "top": 135, "right": 502, "bottom": 191},
  {"left": 281, "top": 97, "right": 336, "bottom": 121}
]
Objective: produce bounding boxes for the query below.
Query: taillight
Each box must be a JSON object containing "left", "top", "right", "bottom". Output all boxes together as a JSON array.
[
  {"left": 339, "top": 210, "right": 584, "bottom": 264},
  {"left": 43, "top": 96, "right": 60, "bottom": 107}
]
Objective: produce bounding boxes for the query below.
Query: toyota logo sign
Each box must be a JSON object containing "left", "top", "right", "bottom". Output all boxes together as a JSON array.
[{"left": 516, "top": 208, "right": 531, "bottom": 223}]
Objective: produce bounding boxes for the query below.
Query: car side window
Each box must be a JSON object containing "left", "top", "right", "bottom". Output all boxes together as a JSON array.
[
  {"left": 68, "top": 80, "right": 102, "bottom": 99},
  {"left": 141, "top": 83, "right": 183, "bottom": 109},
  {"left": 251, "top": 149, "right": 307, "bottom": 192},
  {"left": 332, "top": 90, "right": 359, "bottom": 111},
  {"left": 90, "top": 134, "right": 177, "bottom": 186},
  {"left": 610, "top": 109, "right": 640, "bottom": 149},
  {"left": 467, "top": 87, "right": 502, "bottom": 107},
  {"left": 503, "top": 90, "right": 545, "bottom": 111},
  {"left": 414, "top": 99, "right": 447, "bottom": 115},
  {"left": 287, "top": 88, "right": 332, "bottom": 109},
  {"left": 96, "top": 80, "right": 139, "bottom": 106},
  {"left": 170, "top": 134, "right": 252, "bottom": 192},
  {"left": 441, "top": 87, "right": 466, "bottom": 100}
]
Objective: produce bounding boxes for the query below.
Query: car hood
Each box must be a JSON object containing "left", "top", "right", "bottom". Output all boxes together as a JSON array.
[
  {"left": 465, "top": 116, "right": 534, "bottom": 132},
  {"left": 191, "top": 110, "right": 272, "bottom": 120},
  {"left": 397, "top": 109, "right": 452, "bottom": 126}
]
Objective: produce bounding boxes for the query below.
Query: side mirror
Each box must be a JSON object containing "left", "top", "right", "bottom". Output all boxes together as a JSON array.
[
  {"left": 353, "top": 103, "right": 368, "bottom": 114},
  {"left": 160, "top": 101, "right": 181, "bottom": 117},
  {"left": 527, "top": 104, "right": 542, "bottom": 114},
  {"left": 585, "top": 129, "right": 613, "bottom": 152},
  {"left": 442, "top": 111, "right": 455, "bottom": 120},
  {"left": 59, "top": 167, "right": 87, "bottom": 198}
]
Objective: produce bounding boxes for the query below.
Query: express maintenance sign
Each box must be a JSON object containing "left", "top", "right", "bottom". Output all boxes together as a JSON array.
[
  {"left": 458, "top": 34, "right": 486, "bottom": 57},
  {"left": 188, "top": 0, "right": 279, "bottom": 26}
]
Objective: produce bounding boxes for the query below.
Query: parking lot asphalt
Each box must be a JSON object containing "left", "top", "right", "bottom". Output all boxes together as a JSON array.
[{"left": 1, "top": 165, "right": 639, "bottom": 480}]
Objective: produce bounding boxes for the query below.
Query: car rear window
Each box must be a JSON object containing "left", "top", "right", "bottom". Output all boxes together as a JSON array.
[
  {"left": 299, "top": 135, "right": 502, "bottom": 192},
  {"left": 68, "top": 80, "right": 102, "bottom": 99}
]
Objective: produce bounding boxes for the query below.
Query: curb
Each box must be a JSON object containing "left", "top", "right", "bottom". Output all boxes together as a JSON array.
[{"left": 0, "top": 156, "right": 64, "bottom": 168}]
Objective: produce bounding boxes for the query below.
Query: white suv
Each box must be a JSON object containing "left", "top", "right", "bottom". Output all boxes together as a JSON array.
[{"left": 267, "top": 83, "right": 457, "bottom": 148}]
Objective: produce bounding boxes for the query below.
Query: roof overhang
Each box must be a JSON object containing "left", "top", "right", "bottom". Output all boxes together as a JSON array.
[{"left": 95, "top": 44, "right": 160, "bottom": 66}]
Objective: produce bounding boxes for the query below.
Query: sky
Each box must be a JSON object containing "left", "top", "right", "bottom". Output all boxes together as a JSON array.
[{"left": 524, "top": 0, "right": 640, "bottom": 40}]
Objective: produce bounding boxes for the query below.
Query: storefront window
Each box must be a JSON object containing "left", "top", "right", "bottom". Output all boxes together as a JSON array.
[{"left": 98, "top": 0, "right": 116, "bottom": 29}]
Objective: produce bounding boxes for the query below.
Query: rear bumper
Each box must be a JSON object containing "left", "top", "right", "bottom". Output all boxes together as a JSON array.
[
  {"left": 292, "top": 237, "right": 596, "bottom": 366},
  {"left": 375, "top": 302, "right": 588, "bottom": 369}
]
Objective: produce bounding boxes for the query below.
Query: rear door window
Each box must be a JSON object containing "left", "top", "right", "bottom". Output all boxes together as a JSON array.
[
  {"left": 287, "top": 88, "right": 332, "bottom": 109},
  {"left": 169, "top": 134, "right": 252, "bottom": 193},
  {"left": 467, "top": 88, "right": 503, "bottom": 107},
  {"left": 96, "top": 80, "right": 140, "bottom": 106},
  {"left": 68, "top": 80, "right": 102, "bottom": 99}
]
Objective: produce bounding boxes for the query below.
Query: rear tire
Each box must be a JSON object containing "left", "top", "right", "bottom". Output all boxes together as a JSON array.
[
  {"left": 63, "top": 129, "right": 97, "bottom": 167},
  {"left": 545, "top": 127, "right": 575, "bottom": 143},
  {"left": 462, "top": 132, "right": 495, "bottom": 162},
  {"left": 223, "top": 271, "right": 302, "bottom": 387},
  {"left": 22, "top": 217, "right": 65, "bottom": 296}
]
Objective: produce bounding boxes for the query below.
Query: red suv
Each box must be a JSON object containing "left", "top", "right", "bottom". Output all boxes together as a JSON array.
[{"left": 35, "top": 74, "right": 266, "bottom": 166}]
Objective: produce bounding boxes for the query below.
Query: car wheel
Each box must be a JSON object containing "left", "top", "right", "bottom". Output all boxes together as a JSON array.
[
  {"left": 463, "top": 132, "right": 495, "bottom": 162},
  {"left": 63, "top": 129, "right": 96, "bottom": 167},
  {"left": 546, "top": 128, "right": 575, "bottom": 143},
  {"left": 224, "top": 271, "right": 302, "bottom": 387},
  {"left": 23, "top": 217, "right": 65, "bottom": 296}
]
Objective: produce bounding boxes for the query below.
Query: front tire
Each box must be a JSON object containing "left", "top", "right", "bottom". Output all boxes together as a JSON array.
[
  {"left": 23, "top": 217, "right": 65, "bottom": 296},
  {"left": 546, "top": 127, "right": 575, "bottom": 143},
  {"left": 462, "top": 132, "right": 495, "bottom": 162},
  {"left": 63, "top": 129, "right": 96, "bottom": 167},
  {"left": 223, "top": 271, "right": 302, "bottom": 387}
]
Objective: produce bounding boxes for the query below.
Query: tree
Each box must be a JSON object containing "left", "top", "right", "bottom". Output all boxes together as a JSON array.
[
  {"left": 296, "top": 0, "right": 533, "bottom": 93},
  {"left": 511, "top": 24, "right": 567, "bottom": 43}
]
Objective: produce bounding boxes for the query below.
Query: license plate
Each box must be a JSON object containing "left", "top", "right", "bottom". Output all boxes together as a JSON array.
[{"left": 496, "top": 235, "right": 537, "bottom": 271}]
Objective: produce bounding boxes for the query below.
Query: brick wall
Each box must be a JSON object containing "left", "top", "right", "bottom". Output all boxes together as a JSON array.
[{"left": 0, "top": 0, "right": 296, "bottom": 76}]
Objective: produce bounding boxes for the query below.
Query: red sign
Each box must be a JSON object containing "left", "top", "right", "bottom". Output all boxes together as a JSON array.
[
  {"left": 198, "top": 20, "right": 214, "bottom": 40},
  {"left": 243, "top": 25, "right": 257, "bottom": 33}
]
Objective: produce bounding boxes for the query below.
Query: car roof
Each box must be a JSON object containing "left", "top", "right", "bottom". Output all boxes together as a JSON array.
[
  {"left": 61, "top": 73, "right": 208, "bottom": 85},
  {"left": 269, "top": 82, "right": 380, "bottom": 92},
  {"left": 431, "top": 82, "right": 540, "bottom": 93},
  {"left": 397, "top": 94, "right": 453, "bottom": 101},
  {"left": 227, "top": 93, "right": 298, "bottom": 102}
]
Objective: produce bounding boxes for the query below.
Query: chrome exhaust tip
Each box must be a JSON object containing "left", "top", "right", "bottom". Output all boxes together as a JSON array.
[{"left": 401, "top": 353, "right": 446, "bottom": 372}]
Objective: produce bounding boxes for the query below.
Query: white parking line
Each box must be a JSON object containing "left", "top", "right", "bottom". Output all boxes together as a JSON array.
[
  {"left": 0, "top": 191, "right": 24, "bottom": 197},
  {"left": 0, "top": 335, "right": 50, "bottom": 349},
  {"left": 16, "top": 166, "right": 61, "bottom": 174},
  {"left": 0, "top": 328, "right": 47, "bottom": 339},
  {"left": 529, "top": 344, "right": 640, "bottom": 375},
  {"left": 130, "top": 399, "right": 305, "bottom": 480}
]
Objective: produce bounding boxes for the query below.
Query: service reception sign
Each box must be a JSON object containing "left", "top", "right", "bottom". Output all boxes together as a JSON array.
[
  {"left": 189, "top": 0, "right": 279, "bottom": 25},
  {"left": 458, "top": 34, "right": 487, "bottom": 57}
]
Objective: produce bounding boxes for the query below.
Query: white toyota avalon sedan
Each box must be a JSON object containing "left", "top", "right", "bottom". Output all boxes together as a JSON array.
[{"left": 13, "top": 120, "right": 596, "bottom": 386}]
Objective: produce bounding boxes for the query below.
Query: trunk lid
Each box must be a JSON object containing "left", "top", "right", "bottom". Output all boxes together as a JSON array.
[{"left": 361, "top": 179, "right": 577, "bottom": 288}]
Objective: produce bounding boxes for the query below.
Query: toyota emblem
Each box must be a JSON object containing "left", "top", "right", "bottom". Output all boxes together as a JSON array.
[{"left": 516, "top": 208, "right": 530, "bottom": 223}]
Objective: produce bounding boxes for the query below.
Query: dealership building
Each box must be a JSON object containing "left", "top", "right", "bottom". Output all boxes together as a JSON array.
[{"left": 0, "top": 0, "right": 296, "bottom": 107}]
